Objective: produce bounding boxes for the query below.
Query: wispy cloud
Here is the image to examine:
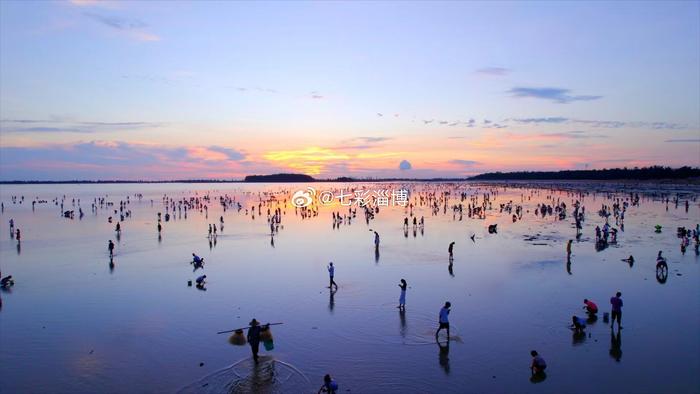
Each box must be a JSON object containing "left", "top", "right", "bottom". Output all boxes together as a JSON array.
[
  {"left": 508, "top": 87, "right": 602, "bottom": 104},
  {"left": 449, "top": 159, "right": 480, "bottom": 166},
  {"left": 234, "top": 86, "right": 277, "bottom": 94},
  {"left": 207, "top": 146, "right": 246, "bottom": 161},
  {"left": 331, "top": 137, "right": 393, "bottom": 151},
  {"left": 508, "top": 117, "right": 569, "bottom": 124},
  {"left": 84, "top": 12, "right": 145, "bottom": 29},
  {"left": 310, "top": 91, "right": 324, "bottom": 99},
  {"left": 665, "top": 138, "right": 700, "bottom": 143},
  {"left": 3, "top": 127, "right": 89, "bottom": 133},
  {"left": 573, "top": 119, "right": 685, "bottom": 129},
  {"left": 69, "top": 0, "right": 119, "bottom": 8},
  {"left": 69, "top": 0, "right": 119, "bottom": 7},
  {"left": 0, "top": 119, "right": 162, "bottom": 133},
  {"left": 541, "top": 131, "right": 608, "bottom": 139},
  {"left": 83, "top": 12, "right": 160, "bottom": 41},
  {"left": 0, "top": 141, "right": 247, "bottom": 180},
  {"left": 475, "top": 67, "right": 510, "bottom": 76},
  {"left": 507, "top": 117, "right": 687, "bottom": 130},
  {"left": 357, "top": 137, "right": 391, "bottom": 143}
]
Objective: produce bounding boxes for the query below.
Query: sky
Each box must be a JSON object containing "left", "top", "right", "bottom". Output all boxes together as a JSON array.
[{"left": 0, "top": 0, "right": 699, "bottom": 181}]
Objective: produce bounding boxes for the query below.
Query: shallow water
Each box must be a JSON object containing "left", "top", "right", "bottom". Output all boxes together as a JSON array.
[{"left": 0, "top": 182, "right": 698, "bottom": 393}]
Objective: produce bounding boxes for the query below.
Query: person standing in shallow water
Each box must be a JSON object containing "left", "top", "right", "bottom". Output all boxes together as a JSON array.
[
  {"left": 247, "top": 319, "right": 262, "bottom": 363},
  {"left": 448, "top": 241, "right": 455, "bottom": 258},
  {"left": 398, "top": 279, "right": 407, "bottom": 310},
  {"left": 610, "top": 291, "right": 623, "bottom": 329},
  {"left": 435, "top": 301, "right": 451, "bottom": 340},
  {"left": 327, "top": 262, "right": 338, "bottom": 289},
  {"left": 373, "top": 231, "right": 380, "bottom": 249},
  {"left": 108, "top": 240, "right": 115, "bottom": 257}
]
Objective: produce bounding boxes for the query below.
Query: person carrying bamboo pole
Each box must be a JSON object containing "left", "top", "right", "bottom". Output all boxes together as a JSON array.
[{"left": 247, "top": 319, "right": 262, "bottom": 363}]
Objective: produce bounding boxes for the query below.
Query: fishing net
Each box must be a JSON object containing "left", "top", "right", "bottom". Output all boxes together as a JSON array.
[{"left": 228, "top": 330, "right": 246, "bottom": 346}]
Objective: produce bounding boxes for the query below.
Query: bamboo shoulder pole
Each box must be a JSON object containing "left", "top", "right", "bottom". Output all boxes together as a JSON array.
[{"left": 217, "top": 322, "right": 283, "bottom": 334}]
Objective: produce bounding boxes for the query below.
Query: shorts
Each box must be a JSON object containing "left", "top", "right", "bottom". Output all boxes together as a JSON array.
[
  {"left": 439, "top": 322, "right": 450, "bottom": 329},
  {"left": 611, "top": 310, "right": 622, "bottom": 321}
]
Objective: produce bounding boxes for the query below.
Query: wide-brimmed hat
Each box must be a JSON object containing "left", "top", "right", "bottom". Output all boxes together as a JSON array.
[{"left": 249, "top": 318, "right": 259, "bottom": 326}]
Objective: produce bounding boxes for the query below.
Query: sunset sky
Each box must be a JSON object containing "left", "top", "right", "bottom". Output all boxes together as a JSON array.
[{"left": 1, "top": 1, "right": 699, "bottom": 180}]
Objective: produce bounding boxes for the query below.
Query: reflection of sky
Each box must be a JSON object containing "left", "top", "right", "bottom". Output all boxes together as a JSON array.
[
  {"left": 1, "top": 1, "right": 699, "bottom": 180},
  {"left": 0, "top": 183, "right": 699, "bottom": 392}
]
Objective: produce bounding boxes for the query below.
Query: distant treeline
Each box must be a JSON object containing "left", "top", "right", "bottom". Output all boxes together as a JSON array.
[
  {"left": 0, "top": 179, "right": 242, "bottom": 184},
  {"left": 3, "top": 167, "right": 699, "bottom": 184},
  {"left": 243, "top": 173, "right": 315, "bottom": 182},
  {"left": 468, "top": 166, "right": 700, "bottom": 181}
]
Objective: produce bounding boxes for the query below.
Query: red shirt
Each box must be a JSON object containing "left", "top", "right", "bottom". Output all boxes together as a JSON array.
[{"left": 585, "top": 300, "right": 598, "bottom": 312}]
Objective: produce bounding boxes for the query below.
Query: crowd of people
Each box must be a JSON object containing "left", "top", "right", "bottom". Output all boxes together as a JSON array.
[{"left": 1, "top": 184, "right": 698, "bottom": 391}]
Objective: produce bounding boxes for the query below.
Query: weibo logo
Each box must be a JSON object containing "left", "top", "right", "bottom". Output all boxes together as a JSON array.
[{"left": 291, "top": 187, "right": 316, "bottom": 208}]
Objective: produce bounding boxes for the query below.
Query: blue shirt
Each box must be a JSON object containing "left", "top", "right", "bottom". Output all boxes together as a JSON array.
[
  {"left": 533, "top": 355, "right": 546, "bottom": 368},
  {"left": 439, "top": 307, "right": 450, "bottom": 323}
]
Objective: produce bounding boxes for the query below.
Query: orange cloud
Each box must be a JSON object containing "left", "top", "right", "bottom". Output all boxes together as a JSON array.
[
  {"left": 262, "top": 146, "right": 410, "bottom": 175},
  {"left": 263, "top": 147, "right": 350, "bottom": 175}
]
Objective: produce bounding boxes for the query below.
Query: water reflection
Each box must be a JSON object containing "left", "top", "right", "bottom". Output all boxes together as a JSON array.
[
  {"left": 1, "top": 183, "right": 698, "bottom": 394},
  {"left": 609, "top": 328, "right": 622, "bottom": 362},
  {"left": 656, "top": 265, "right": 668, "bottom": 284},
  {"left": 530, "top": 371, "right": 547, "bottom": 384},
  {"left": 622, "top": 255, "right": 635, "bottom": 268},
  {"left": 586, "top": 313, "right": 598, "bottom": 326},
  {"left": 572, "top": 330, "right": 586, "bottom": 346},
  {"left": 399, "top": 309, "right": 406, "bottom": 338},
  {"left": 328, "top": 288, "right": 336, "bottom": 314},
  {"left": 437, "top": 341, "right": 450, "bottom": 375}
]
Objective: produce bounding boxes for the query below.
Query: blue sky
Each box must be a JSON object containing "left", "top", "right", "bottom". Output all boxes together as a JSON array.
[{"left": 1, "top": 0, "right": 698, "bottom": 180}]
